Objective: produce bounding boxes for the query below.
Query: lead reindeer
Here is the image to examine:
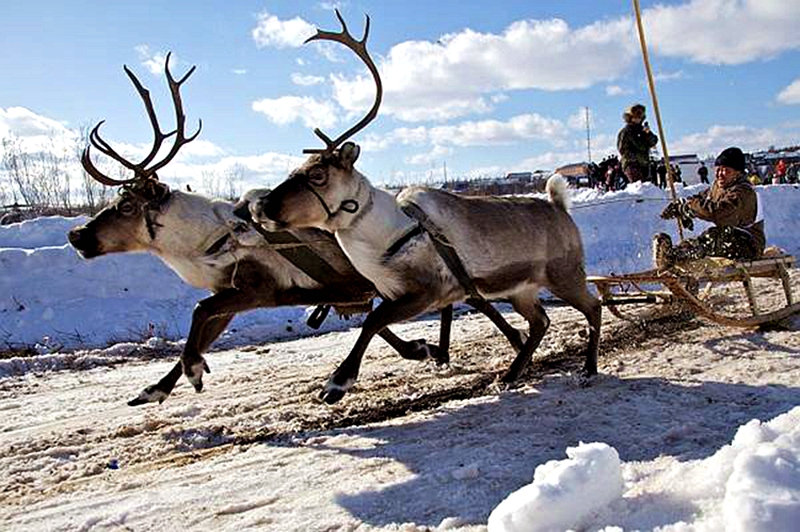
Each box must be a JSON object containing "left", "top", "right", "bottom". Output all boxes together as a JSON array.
[
  {"left": 69, "top": 53, "right": 524, "bottom": 405},
  {"left": 251, "top": 11, "right": 602, "bottom": 404}
]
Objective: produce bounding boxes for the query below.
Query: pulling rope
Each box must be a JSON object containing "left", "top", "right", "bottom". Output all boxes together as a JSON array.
[{"left": 631, "top": 0, "right": 685, "bottom": 241}]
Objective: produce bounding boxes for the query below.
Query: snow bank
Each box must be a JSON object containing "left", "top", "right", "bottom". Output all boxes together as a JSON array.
[
  {"left": 0, "top": 215, "right": 86, "bottom": 249},
  {"left": 488, "top": 407, "right": 800, "bottom": 532},
  {"left": 1, "top": 184, "right": 799, "bottom": 350},
  {"left": 487, "top": 442, "right": 624, "bottom": 532},
  {"left": 722, "top": 408, "right": 800, "bottom": 532}
]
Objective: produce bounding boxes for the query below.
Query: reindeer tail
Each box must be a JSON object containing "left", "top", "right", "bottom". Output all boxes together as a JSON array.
[{"left": 546, "top": 174, "right": 571, "bottom": 212}]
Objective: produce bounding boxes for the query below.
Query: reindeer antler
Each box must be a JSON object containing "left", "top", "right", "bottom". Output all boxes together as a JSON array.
[
  {"left": 81, "top": 52, "right": 202, "bottom": 185},
  {"left": 303, "top": 9, "right": 382, "bottom": 154}
]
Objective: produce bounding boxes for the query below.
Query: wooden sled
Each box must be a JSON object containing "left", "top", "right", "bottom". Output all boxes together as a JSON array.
[{"left": 587, "top": 253, "right": 800, "bottom": 328}]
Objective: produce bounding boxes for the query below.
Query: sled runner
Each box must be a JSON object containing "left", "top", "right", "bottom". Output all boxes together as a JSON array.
[{"left": 587, "top": 252, "right": 800, "bottom": 328}]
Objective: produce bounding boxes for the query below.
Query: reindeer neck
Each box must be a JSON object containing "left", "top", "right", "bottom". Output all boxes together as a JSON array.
[
  {"left": 149, "top": 191, "right": 234, "bottom": 260},
  {"left": 336, "top": 182, "right": 416, "bottom": 258}
]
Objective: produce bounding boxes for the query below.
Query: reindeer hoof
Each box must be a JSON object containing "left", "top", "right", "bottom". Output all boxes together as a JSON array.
[
  {"left": 399, "top": 339, "right": 432, "bottom": 361},
  {"left": 319, "top": 377, "right": 355, "bottom": 405},
  {"left": 184, "top": 359, "right": 209, "bottom": 392},
  {"left": 128, "top": 384, "right": 170, "bottom": 406},
  {"left": 578, "top": 365, "right": 598, "bottom": 387},
  {"left": 427, "top": 344, "right": 449, "bottom": 365},
  {"left": 319, "top": 387, "right": 347, "bottom": 404}
]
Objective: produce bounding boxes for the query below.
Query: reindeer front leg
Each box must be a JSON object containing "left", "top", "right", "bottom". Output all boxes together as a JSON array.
[
  {"left": 128, "top": 314, "right": 234, "bottom": 406},
  {"left": 181, "top": 288, "right": 271, "bottom": 392},
  {"left": 321, "top": 293, "right": 432, "bottom": 404}
]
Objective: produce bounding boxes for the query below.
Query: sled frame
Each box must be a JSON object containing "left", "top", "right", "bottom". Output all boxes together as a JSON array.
[{"left": 587, "top": 255, "right": 799, "bottom": 328}]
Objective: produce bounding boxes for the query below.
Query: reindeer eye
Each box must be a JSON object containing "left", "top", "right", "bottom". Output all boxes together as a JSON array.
[
  {"left": 118, "top": 200, "right": 138, "bottom": 216},
  {"left": 308, "top": 169, "right": 328, "bottom": 186}
]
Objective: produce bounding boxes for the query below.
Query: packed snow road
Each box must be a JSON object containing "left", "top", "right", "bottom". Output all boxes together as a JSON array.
[{"left": 1, "top": 273, "right": 799, "bottom": 531}]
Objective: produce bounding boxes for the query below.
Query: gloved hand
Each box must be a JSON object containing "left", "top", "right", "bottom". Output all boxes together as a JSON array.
[
  {"left": 660, "top": 199, "right": 683, "bottom": 220},
  {"left": 661, "top": 199, "right": 694, "bottom": 230},
  {"left": 680, "top": 214, "right": 694, "bottom": 231}
]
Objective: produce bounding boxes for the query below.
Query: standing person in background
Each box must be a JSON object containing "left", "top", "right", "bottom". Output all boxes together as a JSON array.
[
  {"left": 698, "top": 161, "right": 709, "bottom": 184},
  {"left": 775, "top": 159, "right": 787, "bottom": 184},
  {"left": 617, "top": 103, "right": 658, "bottom": 184},
  {"left": 673, "top": 164, "right": 683, "bottom": 184},
  {"left": 656, "top": 160, "right": 667, "bottom": 189}
]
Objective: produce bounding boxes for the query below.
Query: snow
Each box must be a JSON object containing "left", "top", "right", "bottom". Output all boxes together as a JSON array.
[
  {"left": 488, "top": 443, "right": 624, "bottom": 532},
  {"left": 1, "top": 182, "right": 800, "bottom": 531}
]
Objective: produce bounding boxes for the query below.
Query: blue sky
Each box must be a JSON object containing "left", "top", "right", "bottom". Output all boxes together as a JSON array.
[{"left": 1, "top": 0, "right": 799, "bottom": 194}]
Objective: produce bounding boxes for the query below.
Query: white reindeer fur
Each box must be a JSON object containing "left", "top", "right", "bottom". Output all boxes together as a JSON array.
[
  {"left": 135, "top": 191, "right": 318, "bottom": 291},
  {"left": 333, "top": 174, "right": 581, "bottom": 306},
  {"left": 546, "top": 174, "right": 571, "bottom": 212}
]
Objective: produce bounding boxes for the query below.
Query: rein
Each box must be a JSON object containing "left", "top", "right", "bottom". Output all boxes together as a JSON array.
[
  {"left": 398, "top": 202, "right": 483, "bottom": 300},
  {"left": 303, "top": 181, "right": 359, "bottom": 218}
]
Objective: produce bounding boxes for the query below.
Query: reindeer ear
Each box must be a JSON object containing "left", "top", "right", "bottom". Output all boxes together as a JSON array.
[
  {"left": 144, "top": 180, "right": 169, "bottom": 200},
  {"left": 339, "top": 142, "right": 361, "bottom": 170}
]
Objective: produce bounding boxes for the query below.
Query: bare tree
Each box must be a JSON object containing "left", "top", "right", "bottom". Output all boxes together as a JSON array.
[
  {"left": 1, "top": 134, "right": 75, "bottom": 214},
  {"left": 223, "top": 163, "right": 244, "bottom": 201}
]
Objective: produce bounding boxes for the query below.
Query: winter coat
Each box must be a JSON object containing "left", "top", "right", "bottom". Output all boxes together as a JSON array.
[
  {"left": 617, "top": 123, "right": 658, "bottom": 169},
  {"left": 685, "top": 175, "right": 765, "bottom": 256}
]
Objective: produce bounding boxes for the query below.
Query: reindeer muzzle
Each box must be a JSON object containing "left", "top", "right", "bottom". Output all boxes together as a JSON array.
[{"left": 67, "top": 227, "right": 102, "bottom": 258}]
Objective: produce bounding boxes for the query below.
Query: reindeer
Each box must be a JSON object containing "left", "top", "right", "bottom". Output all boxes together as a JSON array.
[
  {"left": 68, "top": 53, "right": 525, "bottom": 406},
  {"left": 250, "top": 11, "right": 602, "bottom": 404}
]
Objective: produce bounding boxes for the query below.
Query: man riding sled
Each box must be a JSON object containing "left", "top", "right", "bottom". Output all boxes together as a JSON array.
[{"left": 654, "top": 147, "right": 766, "bottom": 269}]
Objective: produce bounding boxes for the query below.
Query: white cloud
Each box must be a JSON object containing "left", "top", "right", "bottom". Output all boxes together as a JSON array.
[
  {"left": 331, "top": 17, "right": 636, "bottom": 123},
  {"left": 406, "top": 145, "right": 454, "bottom": 166},
  {"left": 605, "top": 85, "right": 633, "bottom": 96},
  {"left": 0, "top": 107, "right": 70, "bottom": 138},
  {"left": 252, "top": 96, "right": 338, "bottom": 129},
  {"left": 646, "top": 0, "right": 800, "bottom": 65},
  {"left": 671, "top": 124, "right": 786, "bottom": 156},
  {"left": 164, "top": 151, "right": 308, "bottom": 189},
  {"left": 0, "top": 107, "right": 76, "bottom": 155},
  {"left": 567, "top": 108, "right": 592, "bottom": 131},
  {"left": 515, "top": 150, "right": 586, "bottom": 171},
  {"left": 232, "top": 69, "right": 247, "bottom": 75},
  {"left": 291, "top": 73, "right": 325, "bottom": 86},
  {"left": 322, "top": 2, "right": 800, "bottom": 125},
  {"left": 134, "top": 45, "right": 174, "bottom": 75},
  {"left": 251, "top": 12, "right": 316, "bottom": 48},
  {"left": 428, "top": 113, "right": 565, "bottom": 147},
  {"left": 654, "top": 70, "right": 685, "bottom": 82},
  {"left": 359, "top": 113, "right": 566, "bottom": 153},
  {"left": 777, "top": 78, "right": 800, "bottom": 105},
  {"left": 175, "top": 139, "right": 226, "bottom": 160}
]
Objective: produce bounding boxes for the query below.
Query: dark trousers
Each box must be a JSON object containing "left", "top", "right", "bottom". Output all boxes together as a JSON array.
[
  {"left": 623, "top": 163, "right": 645, "bottom": 183},
  {"left": 675, "top": 226, "right": 759, "bottom": 262}
]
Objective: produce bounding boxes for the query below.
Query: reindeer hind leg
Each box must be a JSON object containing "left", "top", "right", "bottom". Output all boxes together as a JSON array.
[
  {"left": 502, "top": 292, "right": 550, "bottom": 383},
  {"left": 547, "top": 267, "right": 602, "bottom": 376}
]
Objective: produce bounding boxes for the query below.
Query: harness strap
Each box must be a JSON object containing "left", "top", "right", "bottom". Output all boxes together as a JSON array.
[
  {"left": 400, "top": 202, "right": 483, "bottom": 300},
  {"left": 383, "top": 224, "right": 424, "bottom": 260},
  {"left": 302, "top": 182, "right": 359, "bottom": 218},
  {"left": 248, "top": 223, "right": 373, "bottom": 329},
  {"left": 204, "top": 232, "right": 231, "bottom": 256}
]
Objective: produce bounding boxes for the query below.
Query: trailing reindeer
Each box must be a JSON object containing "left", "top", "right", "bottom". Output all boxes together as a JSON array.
[
  {"left": 251, "top": 11, "right": 602, "bottom": 404},
  {"left": 69, "top": 53, "right": 524, "bottom": 406}
]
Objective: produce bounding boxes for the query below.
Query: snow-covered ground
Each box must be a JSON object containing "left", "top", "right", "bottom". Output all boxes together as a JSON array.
[{"left": 1, "top": 182, "right": 800, "bottom": 531}]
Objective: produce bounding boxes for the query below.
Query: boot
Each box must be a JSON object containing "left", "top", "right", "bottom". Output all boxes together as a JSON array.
[
  {"left": 670, "top": 241, "right": 707, "bottom": 264},
  {"left": 652, "top": 233, "right": 674, "bottom": 269}
]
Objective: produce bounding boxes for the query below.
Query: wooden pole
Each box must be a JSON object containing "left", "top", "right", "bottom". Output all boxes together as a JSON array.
[{"left": 632, "top": 0, "right": 684, "bottom": 241}]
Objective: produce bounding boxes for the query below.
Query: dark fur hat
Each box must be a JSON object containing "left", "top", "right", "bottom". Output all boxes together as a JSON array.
[
  {"left": 715, "top": 147, "right": 745, "bottom": 172},
  {"left": 623, "top": 103, "right": 646, "bottom": 123}
]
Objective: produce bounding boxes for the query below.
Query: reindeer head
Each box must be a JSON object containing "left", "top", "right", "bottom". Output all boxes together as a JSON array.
[
  {"left": 251, "top": 10, "right": 380, "bottom": 232},
  {"left": 69, "top": 53, "right": 201, "bottom": 258}
]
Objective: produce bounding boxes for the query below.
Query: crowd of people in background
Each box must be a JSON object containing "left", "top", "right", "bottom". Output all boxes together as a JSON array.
[
  {"left": 588, "top": 155, "right": 798, "bottom": 193},
  {"left": 583, "top": 102, "right": 800, "bottom": 192}
]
